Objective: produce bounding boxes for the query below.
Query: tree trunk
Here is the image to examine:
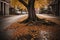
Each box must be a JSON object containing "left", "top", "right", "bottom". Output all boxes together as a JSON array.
[
  {"left": 27, "top": 0, "right": 37, "bottom": 21},
  {"left": 19, "top": 0, "right": 39, "bottom": 23},
  {"left": 27, "top": 6, "right": 36, "bottom": 21}
]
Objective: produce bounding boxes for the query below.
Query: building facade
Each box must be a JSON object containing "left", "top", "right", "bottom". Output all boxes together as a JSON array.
[
  {"left": 59, "top": 0, "right": 60, "bottom": 17},
  {"left": 0, "top": 0, "right": 10, "bottom": 16},
  {"left": 50, "top": 0, "right": 59, "bottom": 16}
]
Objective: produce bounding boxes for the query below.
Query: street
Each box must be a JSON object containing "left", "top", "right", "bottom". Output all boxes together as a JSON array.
[
  {"left": 0, "top": 14, "right": 60, "bottom": 40},
  {"left": 0, "top": 14, "right": 60, "bottom": 30},
  {"left": 0, "top": 14, "right": 27, "bottom": 30}
]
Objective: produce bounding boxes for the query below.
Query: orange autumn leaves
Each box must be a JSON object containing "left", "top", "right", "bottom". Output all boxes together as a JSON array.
[{"left": 10, "top": 0, "right": 51, "bottom": 9}]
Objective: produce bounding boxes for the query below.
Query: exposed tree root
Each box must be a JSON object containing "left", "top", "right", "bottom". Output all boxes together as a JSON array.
[
  {"left": 20, "top": 17, "right": 45, "bottom": 23},
  {"left": 18, "top": 17, "right": 59, "bottom": 27}
]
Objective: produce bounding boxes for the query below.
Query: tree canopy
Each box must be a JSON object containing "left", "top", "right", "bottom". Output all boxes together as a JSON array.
[{"left": 10, "top": 0, "right": 53, "bottom": 10}]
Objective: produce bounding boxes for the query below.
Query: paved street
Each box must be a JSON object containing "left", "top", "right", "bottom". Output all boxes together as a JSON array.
[
  {"left": 37, "top": 14, "right": 60, "bottom": 25},
  {"left": 0, "top": 14, "right": 60, "bottom": 40},
  {"left": 0, "top": 14, "right": 60, "bottom": 30},
  {"left": 37, "top": 14, "right": 56, "bottom": 18},
  {"left": 0, "top": 14, "right": 27, "bottom": 30},
  {"left": 0, "top": 14, "right": 27, "bottom": 40}
]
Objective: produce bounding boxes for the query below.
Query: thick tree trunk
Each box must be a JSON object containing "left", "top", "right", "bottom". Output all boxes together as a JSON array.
[
  {"left": 27, "top": 0, "right": 37, "bottom": 21},
  {"left": 27, "top": 6, "right": 36, "bottom": 21},
  {"left": 18, "top": 0, "right": 59, "bottom": 26},
  {"left": 19, "top": 0, "right": 40, "bottom": 23}
]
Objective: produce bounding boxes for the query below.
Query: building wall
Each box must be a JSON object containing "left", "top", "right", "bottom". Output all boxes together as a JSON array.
[
  {"left": 59, "top": 0, "right": 60, "bottom": 16},
  {"left": 0, "top": 0, "right": 10, "bottom": 16},
  {"left": 51, "top": 0, "right": 59, "bottom": 16},
  {"left": 4, "top": 2, "right": 9, "bottom": 16},
  {"left": 0, "top": 0, "right": 1, "bottom": 14}
]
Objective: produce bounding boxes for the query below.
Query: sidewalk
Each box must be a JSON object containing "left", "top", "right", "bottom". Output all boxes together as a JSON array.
[
  {"left": 0, "top": 15, "right": 20, "bottom": 19},
  {"left": 0, "top": 14, "right": 27, "bottom": 19}
]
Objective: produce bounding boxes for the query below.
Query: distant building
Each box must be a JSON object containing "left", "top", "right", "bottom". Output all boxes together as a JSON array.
[
  {"left": 59, "top": 0, "right": 60, "bottom": 17},
  {"left": 0, "top": 0, "right": 10, "bottom": 16},
  {"left": 49, "top": 0, "right": 59, "bottom": 16}
]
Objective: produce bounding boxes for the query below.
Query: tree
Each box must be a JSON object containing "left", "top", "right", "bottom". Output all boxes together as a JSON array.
[
  {"left": 18, "top": 0, "right": 58, "bottom": 26},
  {"left": 18, "top": 0, "right": 41, "bottom": 23}
]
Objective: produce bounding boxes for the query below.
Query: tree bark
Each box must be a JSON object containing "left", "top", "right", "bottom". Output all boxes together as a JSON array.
[
  {"left": 27, "top": 0, "right": 36, "bottom": 21},
  {"left": 19, "top": 0, "right": 38, "bottom": 22},
  {"left": 27, "top": 0, "right": 38, "bottom": 22}
]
